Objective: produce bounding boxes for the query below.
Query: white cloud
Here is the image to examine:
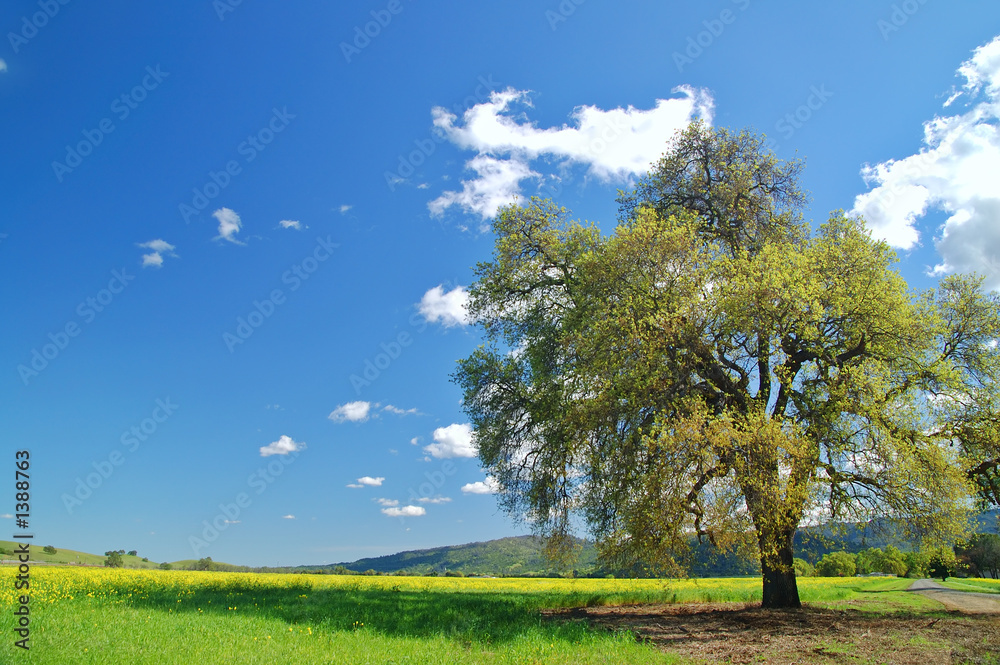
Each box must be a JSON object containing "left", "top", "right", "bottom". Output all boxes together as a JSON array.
[
  {"left": 348, "top": 476, "right": 385, "bottom": 489},
  {"left": 375, "top": 498, "right": 399, "bottom": 507},
  {"left": 424, "top": 423, "right": 477, "bottom": 459},
  {"left": 224, "top": 519, "right": 241, "bottom": 524},
  {"left": 137, "top": 239, "right": 177, "bottom": 268},
  {"left": 429, "top": 154, "right": 539, "bottom": 221},
  {"left": 0, "top": 60, "right": 7, "bottom": 73},
  {"left": 383, "top": 405, "right": 419, "bottom": 416},
  {"left": 279, "top": 220, "right": 302, "bottom": 230},
  {"left": 417, "top": 496, "right": 451, "bottom": 504},
  {"left": 212, "top": 207, "right": 245, "bottom": 245},
  {"left": 410, "top": 437, "right": 420, "bottom": 446},
  {"left": 339, "top": 205, "right": 353, "bottom": 214},
  {"left": 381, "top": 505, "right": 426, "bottom": 517},
  {"left": 418, "top": 285, "right": 470, "bottom": 327},
  {"left": 282, "top": 515, "right": 296, "bottom": 520},
  {"left": 429, "top": 86, "right": 713, "bottom": 219},
  {"left": 329, "top": 401, "right": 373, "bottom": 423},
  {"left": 461, "top": 477, "right": 499, "bottom": 495},
  {"left": 850, "top": 35, "right": 1000, "bottom": 290},
  {"left": 0, "top": 513, "right": 12, "bottom": 519},
  {"left": 259, "top": 435, "right": 305, "bottom": 457}
]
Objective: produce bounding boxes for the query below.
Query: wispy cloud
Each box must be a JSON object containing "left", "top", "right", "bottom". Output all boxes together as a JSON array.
[
  {"left": 383, "top": 405, "right": 419, "bottom": 416},
  {"left": 212, "top": 207, "right": 245, "bottom": 245},
  {"left": 339, "top": 205, "right": 353, "bottom": 215},
  {"left": 0, "top": 59, "right": 8, "bottom": 73},
  {"left": 259, "top": 435, "right": 305, "bottom": 457},
  {"left": 347, "top": 476, "right": 385, "bottom": 489},
  {"left": 418, "top": 285, "right": 470, "bottom": 327},
  {"left": 417, "top": 496, "right": 451, "bottom": 504},
  {"left": 282, "top": 514, "right": 296, "bottom": 520},
  {"left": 381, "top": 505, "right": 426, "bottom": 518},
  {"left": 375, "top": 498, "right": 399, "bottom": 507},
  {"left": 461, "top": 477, "right": 499, "bottom": 495},
  {"left": 279, "top": 220, "right": 303, "bottom": 230},
  {"left": 137, "top": 239, "right": 177, "bottom": 268}
]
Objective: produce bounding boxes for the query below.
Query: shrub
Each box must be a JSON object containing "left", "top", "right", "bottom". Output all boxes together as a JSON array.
[
  {"left": 816, "top": 551, "right": 856, "bottom": 577},
  {"left": 43, "top": 545, "right": 57, "bottom": 555},
  {"left": 792, "top": 558, "right": 814, "bottom": 577}
]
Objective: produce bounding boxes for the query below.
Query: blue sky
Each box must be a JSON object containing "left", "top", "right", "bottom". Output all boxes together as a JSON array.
[{"left": 2, "top": 1, "right": 1000, "bottom": 566}]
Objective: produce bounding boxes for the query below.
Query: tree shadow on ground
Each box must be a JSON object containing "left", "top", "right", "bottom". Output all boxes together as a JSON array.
[
  {"left": 546, "top": 602, "right": 1000, "bottom": 665},
  {"left": 124, "top": 578, "right": 584, "bottom": 644}
]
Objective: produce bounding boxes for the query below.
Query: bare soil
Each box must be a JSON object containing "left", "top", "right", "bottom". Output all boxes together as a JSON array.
[{"left": 544, "top": 601, "right": 1000, "bottom": 664}]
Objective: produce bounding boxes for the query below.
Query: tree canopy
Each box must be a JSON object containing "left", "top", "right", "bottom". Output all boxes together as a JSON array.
[{"left": 455, "top": 123, "right": 1000, "bottom": 608}]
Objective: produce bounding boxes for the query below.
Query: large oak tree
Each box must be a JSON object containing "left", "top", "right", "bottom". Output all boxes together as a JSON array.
[{"left": 455, "top": 124, "right": 1000, "bottom": 608}]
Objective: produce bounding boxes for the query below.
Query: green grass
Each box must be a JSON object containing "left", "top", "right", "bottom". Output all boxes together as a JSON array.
[
  {"left": 940, "top": 578, "right": 1000, "bottom": 594},
  {"left": 0, "top": 568, "right": 961, "bottom": 664},
  {"left": 0, "top": 541, "right": 160, "bottom": 569}
]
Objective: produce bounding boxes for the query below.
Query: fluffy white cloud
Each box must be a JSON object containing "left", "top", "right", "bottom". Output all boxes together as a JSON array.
[
  {"left": 137, "top": 239, "right": 177, "bottom": 268},
  {"left": 428, "top": 86, "right": 713, "bottom": 220},
  {"left": 212, "top": 207, "right": 245, "bottom": 245},
  {"left": 282, "top": 515, "right": 296, "bottom": 520},
  {"left": 418, "top": 285, "right": 470, "bottom": 327},
  {"left": 279, "top": 220, "right": 302, "bottom": 230},
  {"left": 329, "top": 401, "right": 372, "bottom": 423},
  {"left": 461, "top": 477, "right": 499, "bottom": 495},
  {"left": 375, "top": 498, "right": 399, "bottom": 507},
  {"left": 339, "top": 205, "right": 353, "bottom": 214},
  {"left": 381, "top": 505, "right": 426, "bottom": 517},
  {"left": 347, "top": 476, "right": 384, "bottom": 489},
  {"left": 850, "top": 35, "right": 1000, "bottom": 290},
  {"left": 424, "top": 423, "right": 477, "bottom": 459},
  {"left": 259, "top": 435, "right": 305, "bottom": 457}
]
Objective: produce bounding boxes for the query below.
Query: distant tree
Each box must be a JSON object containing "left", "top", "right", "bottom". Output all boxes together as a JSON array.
[
  {"left": 957, "top": 534, "right": 1000, "bottom": 579},
  {"left": 105, "top": 552, "right": 124, "bottom": 568},
  {"left": 928, "top": 547, "right": 958, "bottom": 580},
  {"left": 816, "top": 552, "right": 856, "bottom": 577},
  {"left": 127, "top": 550, "right": 138, "bottom": 557},
  {"left": 792, "top": 558, "right": 815, "bottom": 577},
  {"left": 362, "top": 569, "right": 378, "bottom": 576},
  {"left": 142, "top": 557, "right": 149, "bottom": 562},
  {"left": 0, "top": 547, "right": 9, "bottom": 556},
  {"left": 43, "top": 545, "right": 57, "bottom": 555},
  {"left": 194, "top": 557, "right": 213, "bottom": 571},
  {"left": 159, "top": 562, "right": 172, "bottom": 570}
]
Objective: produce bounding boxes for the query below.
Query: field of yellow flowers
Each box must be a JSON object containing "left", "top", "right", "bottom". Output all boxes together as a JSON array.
[{"left": 0, "top": 566, "right": 902, "bottom": 664}]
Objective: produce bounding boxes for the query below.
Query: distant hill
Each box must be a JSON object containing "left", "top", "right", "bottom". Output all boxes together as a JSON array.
[
  {"left": 0, "top": 541, "right": 161, "bottom": 568},
  {"left": 325, "top": 511, "right": 1000, "bottom": 577},
  {"left": 326, "top": 536, "right": 599, "bottom": 576}
]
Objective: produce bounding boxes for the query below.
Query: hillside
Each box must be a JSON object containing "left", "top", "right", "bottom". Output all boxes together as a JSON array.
[
  {"left": 0, "top": 541, "right": 161, "bottom": 568},
  {"left": 328, "top": 536, "right": 599, "bottom": 576}
]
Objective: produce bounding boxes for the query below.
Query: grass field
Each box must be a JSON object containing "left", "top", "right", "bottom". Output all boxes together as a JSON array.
[
  {"left": 0, "top": 567, "right": 989, "bottom": 664},
  {"left": 0, "top": 541, "right": 161, "bottom": 569}
]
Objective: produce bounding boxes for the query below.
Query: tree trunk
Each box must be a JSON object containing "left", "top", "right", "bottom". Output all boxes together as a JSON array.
[{"left": 760, "top": 529, "right": 801, "bottom": 609}]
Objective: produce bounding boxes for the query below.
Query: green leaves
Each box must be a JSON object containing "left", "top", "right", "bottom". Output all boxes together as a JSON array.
[{"left": 454, "top": 125, "right": 1000, "bottom": 607}]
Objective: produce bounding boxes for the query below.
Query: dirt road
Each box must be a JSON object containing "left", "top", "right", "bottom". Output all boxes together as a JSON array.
[{"left": 909, "top": 578, "right": 1000, "bottom": 613}]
